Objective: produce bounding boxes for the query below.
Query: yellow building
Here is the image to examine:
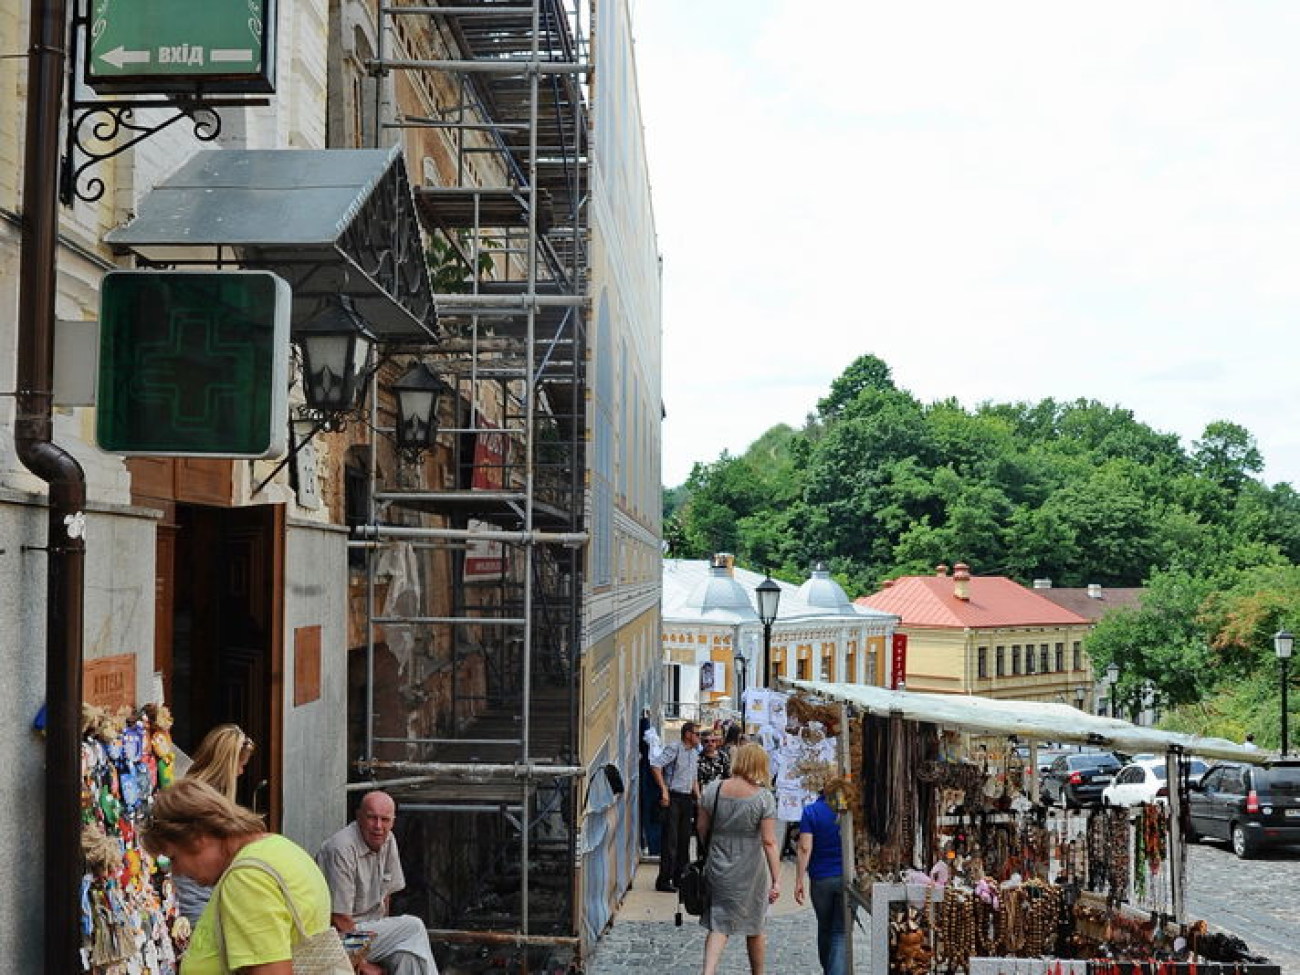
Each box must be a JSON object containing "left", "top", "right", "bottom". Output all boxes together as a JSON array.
[{"left": 857, "top": 564, "right": 1096, "bottom": 706}]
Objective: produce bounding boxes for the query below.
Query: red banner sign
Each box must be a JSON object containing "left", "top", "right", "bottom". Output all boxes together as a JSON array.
[{"left": 890, "top": 633, "right": 908, "bottom": 690}]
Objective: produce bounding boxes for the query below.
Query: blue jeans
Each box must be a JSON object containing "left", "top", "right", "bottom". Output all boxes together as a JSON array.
[{"left": 810, "top": 874, "right": 845, "bottom": 975}]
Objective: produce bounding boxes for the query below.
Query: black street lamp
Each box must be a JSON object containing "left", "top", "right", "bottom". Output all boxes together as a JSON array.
[
  {"left": 1276, "top": 630, "right": 1293, "bottom": 756},
  {"left": 733, "top": 634, "right": 751, "bottom": 726},
  {"left": 755, "top": 573, "right": 781, "bottom": 688},
  {"left": 1105, "top": 661, "right": 1120, "bottom": 718},
  {"left": 293, "top": 294, "right": 376, "bottom": 427},
  {"left": 391, "top": 361, "right": 451, "bottom": 462}
]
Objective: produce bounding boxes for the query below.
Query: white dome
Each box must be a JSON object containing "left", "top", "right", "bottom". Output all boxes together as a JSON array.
[
  {"left": 796, "top": 565, "right": 855, "bottom": 615},
  {"left": 683, "top": 564, "right": 759, "bottom": 621}
]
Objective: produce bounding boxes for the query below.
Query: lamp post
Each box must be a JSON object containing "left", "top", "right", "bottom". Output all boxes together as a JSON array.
[
  {"left": 733, "top": 633, "right": 752, "bottom": 726},
  {"left": 755, "top": 573, "right": 781, "bottom": 688},
  {"left": 1276, "top": 630, "right": 1293, "bottom": 757},
  {"left": 1105, "top": 662, "right": 1120, "bottom": 718}
]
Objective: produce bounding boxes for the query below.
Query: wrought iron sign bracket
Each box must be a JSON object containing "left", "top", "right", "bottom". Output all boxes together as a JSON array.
[{"left": 59, "top": 0, "right": 270, "bottom": 206}]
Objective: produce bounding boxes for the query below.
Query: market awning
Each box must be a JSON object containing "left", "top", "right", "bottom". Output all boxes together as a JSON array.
[
  {"left": 789, "top": 679, "right": 1266, "bottom": 765},
  {"left": 105, "top": 147, "right": 437, "bottom": 340}
]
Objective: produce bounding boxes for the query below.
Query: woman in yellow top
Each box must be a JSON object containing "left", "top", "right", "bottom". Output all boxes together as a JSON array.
[{"left": 143, "top": 778, "right": 334, "bottom": 975}]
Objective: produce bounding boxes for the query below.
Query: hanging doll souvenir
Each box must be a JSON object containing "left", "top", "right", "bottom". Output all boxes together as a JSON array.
[
  {"left": 145, "top": 704, "right": 177, "bottom": 789},
  {"left": 121, "top": 718, "right": 146, "bottom": 764}
]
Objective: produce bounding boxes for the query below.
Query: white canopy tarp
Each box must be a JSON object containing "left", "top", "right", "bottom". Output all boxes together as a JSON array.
[{"left": 788, "top": 679, "right": 1265, "bottom": 765}]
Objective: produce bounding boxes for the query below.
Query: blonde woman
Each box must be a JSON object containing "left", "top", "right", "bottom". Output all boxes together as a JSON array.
[
  {"left": 175, "top": 725, "right": 256, "bottom": 924},
  {"left": 142, "top": 778, "right": 334, "bottom": 975},
  {"left": 187, "top": 724, "right": 256, "bottom": 802},
  {"left": 696, "top": 742, "right": 781, "bottom": 975}
]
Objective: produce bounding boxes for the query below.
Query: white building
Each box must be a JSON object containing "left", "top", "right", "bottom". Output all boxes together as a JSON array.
[{"left": 662, "top": 556, "right": 899, "bottom": 720}]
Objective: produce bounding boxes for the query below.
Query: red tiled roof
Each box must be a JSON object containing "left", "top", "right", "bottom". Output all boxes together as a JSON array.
[{"left": 856, "top": 575, "right": 1091, "bottom": 629}]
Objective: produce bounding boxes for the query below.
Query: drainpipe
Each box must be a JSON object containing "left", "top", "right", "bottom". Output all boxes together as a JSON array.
[{"left": 18, "top": 1, "right": 88, "bottom": 974}]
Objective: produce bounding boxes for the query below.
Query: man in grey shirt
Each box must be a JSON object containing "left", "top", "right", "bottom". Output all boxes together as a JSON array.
[
  {"left": 650, "top": 721, "right": 701, "bottom": 892},
  {"left": 316, "top": 790, "right": 438, "bottom": 975}
]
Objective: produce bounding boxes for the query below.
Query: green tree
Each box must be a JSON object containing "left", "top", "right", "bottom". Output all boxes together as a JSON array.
[{"left": 816, "top": 354, "right": 896, "bottom": 419}]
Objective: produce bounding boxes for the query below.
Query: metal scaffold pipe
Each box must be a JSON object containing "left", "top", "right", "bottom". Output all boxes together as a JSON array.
[
  {"left": 368, "top": 58, "right": 588, "bottom": 75},
  {"left": 352, "top": 524, "right": 588, "bottom": 546},
  {"left": 357, "top": 760, "right": 585, "bottom": 780}
]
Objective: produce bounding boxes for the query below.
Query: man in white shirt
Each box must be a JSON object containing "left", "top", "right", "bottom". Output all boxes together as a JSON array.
[
  {"left": 316, "top": 791, "right": 438, "bottom": 975},
  {"left": 650, "top": 721, "right": 701, "bottom": 892}
]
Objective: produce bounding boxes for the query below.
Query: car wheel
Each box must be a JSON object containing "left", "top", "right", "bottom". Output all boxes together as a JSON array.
[{"left": 1231, "top": 823, "right": 1257, "bottom": 859}]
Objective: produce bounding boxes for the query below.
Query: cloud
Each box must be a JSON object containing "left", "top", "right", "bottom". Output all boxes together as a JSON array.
[{"left": 633, "top": 1, "right": 1300, "bottom": 488}]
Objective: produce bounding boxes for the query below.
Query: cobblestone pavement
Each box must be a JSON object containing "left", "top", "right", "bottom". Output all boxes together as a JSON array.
[
  {"left": 1184, "top": 839, "right": 1300, "bottom": 972},
  {"left": 585, "top": 859, "right": 873, "bottom": 975},
  {"left": 586, "top": 842, "right": 1300, "bottom": 974}
]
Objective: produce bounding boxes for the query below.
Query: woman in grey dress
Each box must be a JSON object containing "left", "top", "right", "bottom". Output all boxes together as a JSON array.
[{"left": 696, "top": 742, "right": 781, "bottom": 975}]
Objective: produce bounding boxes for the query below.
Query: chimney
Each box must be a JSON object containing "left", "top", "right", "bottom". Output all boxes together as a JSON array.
[
  {"left": 1087, "top": 583, "right": 1103, "bottom": 599},
  {"left": 953, "top": 563, "right": 971, "bottom": 601},
  {"left": 710, "top": 552, "right": 736, "bottom": 576},
  {"left": 1032, "top": 578, "right": 1052, "bottom": 589},
  {"left": 935, "top": 564, "right": 949, "bottom": 577}
]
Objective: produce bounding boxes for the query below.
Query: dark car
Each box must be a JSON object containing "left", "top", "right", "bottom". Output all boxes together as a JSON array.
[
  {"left": 1040, "top": 751, "right": 1122, "bottom": 807},
  {"left": 1187, "top": 759, "right": 1300, "bottom": 858}
]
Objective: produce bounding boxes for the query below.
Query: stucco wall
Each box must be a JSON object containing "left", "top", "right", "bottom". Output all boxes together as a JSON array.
[
  {"left": 280, "top": 518, "right": 349, "bottom": 852},
  {"left": 0, "top": 492, "right": 156, "bottom": 974}
]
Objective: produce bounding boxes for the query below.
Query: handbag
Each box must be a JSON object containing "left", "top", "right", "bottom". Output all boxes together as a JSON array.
[
  {"left": 678, "top": 783, "right": 723, "bottom": 916},
  {"left": 212, "top": 855, "right": 354, "bottom": 975}
]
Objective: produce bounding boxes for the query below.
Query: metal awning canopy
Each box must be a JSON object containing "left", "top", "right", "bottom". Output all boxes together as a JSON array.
[
  {"left": 790, "top": 679, "right": 1268, "bottom": 765},
  {"left": 106, "top": 147, "right": 437, "bottom": 339}
]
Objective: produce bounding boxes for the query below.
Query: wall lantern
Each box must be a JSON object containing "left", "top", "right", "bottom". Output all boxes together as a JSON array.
[
  {"left": 391, "top": 361, "right": 451, "bottom": 461},
  {"left": 293, "top": 294, "right": 376, "bottom": 424}
]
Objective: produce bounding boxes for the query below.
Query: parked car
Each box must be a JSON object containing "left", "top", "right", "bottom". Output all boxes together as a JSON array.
[
  {"left": 1187, "top": 759, "right": 1300, "bottom": 858},
  {"left": 1101, "top": 757, "right": 1210, "bottom": 807},
  {"left": 1040, "top": 751, "right": 1122, "bottom": 807}
]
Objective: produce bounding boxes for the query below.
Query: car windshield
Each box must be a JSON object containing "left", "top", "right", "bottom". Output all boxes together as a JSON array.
[
  {"left": 1148, "top": 766, "right": 1167, "bottom": 780},
  {"left": 1070, "top": 752, "right": 1118, "bottom": 770}
]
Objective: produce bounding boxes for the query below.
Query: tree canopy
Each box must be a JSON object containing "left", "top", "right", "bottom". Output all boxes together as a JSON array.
[{"left": 664, "top": 353, "right": 1300, "bottom": 743}]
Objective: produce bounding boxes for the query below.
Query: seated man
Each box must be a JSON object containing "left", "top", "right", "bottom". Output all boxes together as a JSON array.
[{"left": 316, "top": 790, "right": 438, "bottom": 975}]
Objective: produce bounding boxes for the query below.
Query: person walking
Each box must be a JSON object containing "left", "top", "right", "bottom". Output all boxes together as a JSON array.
[
  {"left": 697, "top": 728, "right": 731, "bottom": 789},
  {"left": 696, "top": 742, "right": 780, "bottom": 975},
  {"left": 142, "top": 778, "right": 338, "bottom": 975},
  {"left": 651, "top": 721, "right": 701, "bottom": 892},
  {"left": 794, "top": 790, "right": 846, "bottom": 975}
]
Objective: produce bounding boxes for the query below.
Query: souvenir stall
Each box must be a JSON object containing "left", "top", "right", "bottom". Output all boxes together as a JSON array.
[
  {"left": 784, "top": 680, "right": 1278, "bottom": 975},
  {"left": 80, "top": 703, "right": 184, "bottom": 975}
]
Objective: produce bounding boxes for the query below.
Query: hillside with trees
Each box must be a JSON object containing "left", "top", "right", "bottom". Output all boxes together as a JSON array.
[{"left": 664, "top": 354, "right": 1300, "bottom": 744}]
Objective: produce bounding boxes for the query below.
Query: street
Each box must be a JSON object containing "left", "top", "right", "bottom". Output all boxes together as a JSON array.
[
  {"left": 584, "top": 843, "right": 1300, "bottom": 974},
  {"left": 1185, "top": 839, "right": 1300, "bottom": 972}
]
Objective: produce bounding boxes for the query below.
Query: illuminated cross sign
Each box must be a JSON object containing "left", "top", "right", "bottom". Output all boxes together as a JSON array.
[
  {"left": 86, "top": 0, "right": 277, "bottom": 94},
  {"left": 96, "top": 271, "right": 290, "bottom": 457}
]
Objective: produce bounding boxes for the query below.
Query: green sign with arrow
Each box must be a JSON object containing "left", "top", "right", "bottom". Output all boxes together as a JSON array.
[{"left": 86, "top": 0, "right": 276, "bottom": 94}]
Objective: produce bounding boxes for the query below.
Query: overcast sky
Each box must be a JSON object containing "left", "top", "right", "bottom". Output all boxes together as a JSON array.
[{"left": 630, "top": 1, "right": 1300, "bottom": 491}]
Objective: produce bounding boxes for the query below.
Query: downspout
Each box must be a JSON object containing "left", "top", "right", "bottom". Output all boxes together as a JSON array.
[{"left": 18, "top": 1, "right": 88, "bottom": 974}]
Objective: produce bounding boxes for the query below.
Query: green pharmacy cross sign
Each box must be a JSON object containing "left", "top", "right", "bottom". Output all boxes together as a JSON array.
[
  {"left": 86, "top": 0, "right": 277, "bottom": 94},
  {"left": 96, "top": 271, "right": 291, "bottom": 458}
]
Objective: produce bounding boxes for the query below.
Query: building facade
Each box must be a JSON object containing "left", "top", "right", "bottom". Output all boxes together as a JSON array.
[
  {"left": 857, "top": 564, "right": 1097, "bottom": 705},
  {"left": 663, "top": 557, "right": 899, "bottom": 719}
]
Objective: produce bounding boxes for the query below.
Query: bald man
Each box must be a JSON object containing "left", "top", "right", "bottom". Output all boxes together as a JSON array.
[{"left": 316, "top": 791, "right": 438, "bottom": 975}]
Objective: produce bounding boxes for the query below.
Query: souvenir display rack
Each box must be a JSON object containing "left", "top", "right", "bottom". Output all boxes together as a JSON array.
[
  {"left": 79, "top": 703, "right": 182, "bottom": 975},
  {"left": 781, "top": 691, "right": 1279, "bottom": 975}
]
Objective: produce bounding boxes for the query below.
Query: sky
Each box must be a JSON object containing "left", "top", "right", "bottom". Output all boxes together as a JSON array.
[{"left": 629, "top": 1, "right": 1300, "bottom": 490}]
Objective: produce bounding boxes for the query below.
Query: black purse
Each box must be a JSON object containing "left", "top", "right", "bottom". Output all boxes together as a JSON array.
[{"left": 678, "top": 784, "right": 723, "bottom": 916}]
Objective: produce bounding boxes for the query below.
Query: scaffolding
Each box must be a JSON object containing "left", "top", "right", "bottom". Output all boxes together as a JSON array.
[{"left": 350, "top": 1, "right": 592, "bottom": 970}]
